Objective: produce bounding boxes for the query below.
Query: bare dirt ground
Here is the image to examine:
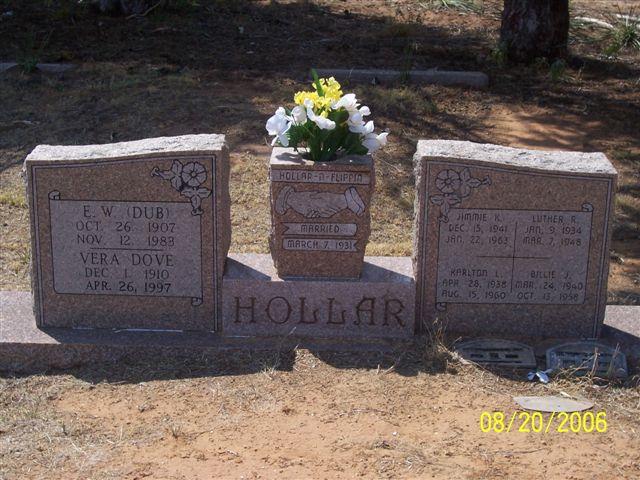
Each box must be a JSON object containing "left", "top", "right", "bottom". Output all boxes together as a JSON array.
[{"left": 1, "top": 1, "right": 639, "bottom": 478}]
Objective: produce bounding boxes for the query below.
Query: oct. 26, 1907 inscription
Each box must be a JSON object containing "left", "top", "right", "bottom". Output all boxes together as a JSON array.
[{"left": 49, "top": 196, "right": 203, "bottom": 303}]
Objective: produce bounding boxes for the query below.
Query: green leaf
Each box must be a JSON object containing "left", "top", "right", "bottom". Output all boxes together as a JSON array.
[
  {"left": 329, "top": 108, "right": 349, "bottom": 125},
  {"left": 311, "top": 68, "right": 324, "bottom": 97}
]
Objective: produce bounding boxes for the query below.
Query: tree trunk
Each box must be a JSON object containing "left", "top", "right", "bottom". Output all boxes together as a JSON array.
[{"left": 500, "top": 0, "right": 569, "bottom": 63}]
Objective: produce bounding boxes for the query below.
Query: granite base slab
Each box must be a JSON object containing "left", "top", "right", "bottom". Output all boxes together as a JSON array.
[
  {"left": 0, "top": 289, "right": 638, "bottom": 372},
  {"left": 0, "top": 290, "right": 413, "bottom": 373}
]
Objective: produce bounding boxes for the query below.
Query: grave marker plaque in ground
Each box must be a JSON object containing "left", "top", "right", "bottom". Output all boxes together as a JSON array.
[
  {"left": 24, "top": 134, "right": 230, "bottom": 330},
  {"left": 413, "top": 140, "right": 617, "bottom": 337}
]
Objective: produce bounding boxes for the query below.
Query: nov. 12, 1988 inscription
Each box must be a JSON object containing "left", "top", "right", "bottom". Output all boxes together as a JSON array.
[
  {"left": 49, "top": 197, "right": 203, "bottom": 301},
  {"left": 436, "top": 208, "right": 592, "bottom": 305}
]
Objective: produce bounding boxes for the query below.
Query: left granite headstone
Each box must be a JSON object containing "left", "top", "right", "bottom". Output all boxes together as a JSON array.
[{"left": 24, "top": 134, "right": 231, "bottom": 331}]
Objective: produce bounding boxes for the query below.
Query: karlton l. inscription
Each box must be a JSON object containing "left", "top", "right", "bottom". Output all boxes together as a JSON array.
[
  {"left": 436, "top": 207, "right": 592, "bottom": 305},
  {"left": 49, "top": 196, "right": 203, "bottom": 302}
]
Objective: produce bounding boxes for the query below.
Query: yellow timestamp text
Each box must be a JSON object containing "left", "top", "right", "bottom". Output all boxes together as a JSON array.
[{"left": 479, "top": 411, "right": 607, "bottom": 434}]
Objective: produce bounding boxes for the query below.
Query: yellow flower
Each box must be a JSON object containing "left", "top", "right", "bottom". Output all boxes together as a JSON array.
[
  {"left": 293, "top": 77, "right": 343, "bottom": 112},
  {"left": 294, "top": 90, "right": 319, "bottom": 107},
  {"left": 320, "top": 77, "right": 342, "bottom": 102}
]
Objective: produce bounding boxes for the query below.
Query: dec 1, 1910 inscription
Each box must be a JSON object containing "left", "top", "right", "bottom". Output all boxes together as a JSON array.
[
  {"left": 436, "top": 207, "right": 592, "bottom": 306},
  {"left": 49, "top": 196, "right": 203, "bottom": 303}
]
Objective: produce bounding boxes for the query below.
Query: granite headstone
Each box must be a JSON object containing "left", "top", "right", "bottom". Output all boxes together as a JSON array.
[
  {"left": 24, "top": 134, "right": 230, "bottom": 331},
  {"left": 413, "top": 140, "right": 617, "bottom": 337}
]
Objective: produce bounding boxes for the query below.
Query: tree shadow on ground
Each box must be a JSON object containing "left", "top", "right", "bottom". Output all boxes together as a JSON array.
[{"left": 0, "top": 1, "right": 491, "bottom": 72}]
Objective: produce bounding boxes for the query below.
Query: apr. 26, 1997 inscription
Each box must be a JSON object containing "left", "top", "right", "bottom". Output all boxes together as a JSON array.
[
  {"left": 49, "top": 195, "right": 203, "bottom": 304},
  {"left": 436, "top": 207, "right": 592, "bottom": 307}
]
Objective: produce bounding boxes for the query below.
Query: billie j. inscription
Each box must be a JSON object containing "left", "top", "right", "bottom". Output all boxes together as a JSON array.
[
  {"left": 25, "top": 134, "right": 231, "bottom": 330},
  {"left": 49, "top": 197, "right": 202, "bottom": 302},
  {"left": 414, "top": 140, "right": 616, "bottom": 337}
]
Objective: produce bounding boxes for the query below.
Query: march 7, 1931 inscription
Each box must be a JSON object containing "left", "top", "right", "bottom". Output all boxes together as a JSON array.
[
  {"left": 49, "top": 196, "right": 203, "bottom": 303},
  {"left": 436, "top": 207, "right": 592, "bottom": 306}
]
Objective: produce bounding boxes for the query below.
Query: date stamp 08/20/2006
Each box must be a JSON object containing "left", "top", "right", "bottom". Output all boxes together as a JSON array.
[{"left": 479, "top": 411, "right": 608, "bottom": 434}]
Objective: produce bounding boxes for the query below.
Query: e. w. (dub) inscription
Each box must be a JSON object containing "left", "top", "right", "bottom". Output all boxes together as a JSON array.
[
  {"left": 436, "top": 208, "right": 592, "bottom": 306},
  {"left": 49, "top": 197, "right": 203, "bottom": 303}
]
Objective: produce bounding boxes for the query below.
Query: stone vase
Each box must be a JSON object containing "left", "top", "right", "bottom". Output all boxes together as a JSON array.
[{"left": 269, "top": 147, "right": 375, "bottom": 279}]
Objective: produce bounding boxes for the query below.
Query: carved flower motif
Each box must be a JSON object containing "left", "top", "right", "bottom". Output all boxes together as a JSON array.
[
  {"left": 151, "top": 160, "right": 184, "bottom": 191},
  {"left": 182, "top": 186, "right": 212, "bottom": 215},
  {"left": 458, "top": 167, "right": 486, "bottom": 197},
  {"left": 435, "top": 169, "right": 461, "bottom": 194},
  {"left": 181, "top": 162, "right": 207, "bottom": 187},
  {"left": 429, "top": 167, "right": 491, "bottom": 223}
]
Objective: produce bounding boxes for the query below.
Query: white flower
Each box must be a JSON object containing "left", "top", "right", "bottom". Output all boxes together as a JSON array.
[
  {"left": 332, "top": 93, "right": 359, "bottom": 112},
  {"left": 266, "top": 107, "right": 291, "bottom": 147},
  {"left": 291, "top": 105, "right": 307, "bottom": 124},
  {"left": 362, "top": 132, "right": 389, "bottom": 154},
  {"left": 304, "top": 99, "right": 336, "bottom": 130},
  {"left": 344, "top": 106, "right": 372, "bottom": 134},
  {"left": 352, "top": 120, "right": 374, "bottom": 135}
]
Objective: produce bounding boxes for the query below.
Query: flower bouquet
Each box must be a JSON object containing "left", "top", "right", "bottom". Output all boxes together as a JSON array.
[
  {"left": 265, "top": 72, "right": 387, "bottom": 279},
  {"left": 266, "top": 71, "right": 388, "bottom": 162}
]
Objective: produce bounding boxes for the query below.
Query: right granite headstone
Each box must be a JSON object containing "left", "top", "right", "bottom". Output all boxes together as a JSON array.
[{"left": 413, "top": 140, "right": 617, "bottom": 338}]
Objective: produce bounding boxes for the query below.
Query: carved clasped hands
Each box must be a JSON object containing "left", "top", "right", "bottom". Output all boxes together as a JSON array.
[{"left": 275, "top": 186, "right": 365, "bottom": 218}]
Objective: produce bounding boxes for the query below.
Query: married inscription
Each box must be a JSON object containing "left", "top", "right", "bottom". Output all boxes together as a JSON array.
[
  {"left": 436, "top": 208, "right": 592, "bottom": 305},
  {"left": 49, "top": 198, "right": 202, "bottom": 300},
  {"left": 283, "top": 223, "right": 357, "bottom": 236}
]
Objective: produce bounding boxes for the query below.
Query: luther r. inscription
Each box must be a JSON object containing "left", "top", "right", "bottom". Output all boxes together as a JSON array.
[{"left": 49, "top": 197, "right": 202, "bottom": 302}]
